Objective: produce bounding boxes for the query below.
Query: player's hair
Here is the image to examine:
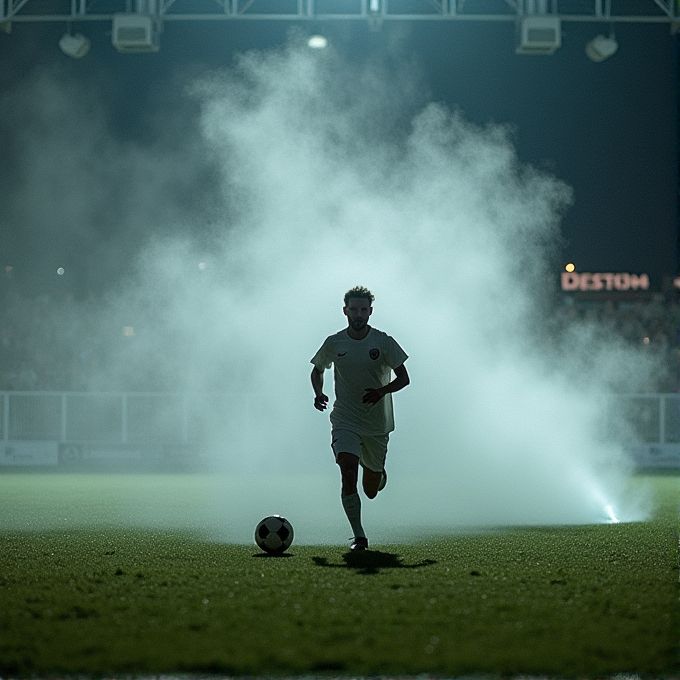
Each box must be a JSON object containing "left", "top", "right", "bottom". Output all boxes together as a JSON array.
[{"left": 344, "top": 286, "right": 374, "bottom": 306}]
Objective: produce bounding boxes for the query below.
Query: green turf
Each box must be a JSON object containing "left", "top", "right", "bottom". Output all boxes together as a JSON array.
[{"left": 0, "top": 475, "right": 678, "bottom": 676}]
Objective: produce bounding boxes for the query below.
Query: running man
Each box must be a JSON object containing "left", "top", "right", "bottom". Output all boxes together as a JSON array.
[{"left": 310, "top": 286, "right": 410, "bottom": 550}]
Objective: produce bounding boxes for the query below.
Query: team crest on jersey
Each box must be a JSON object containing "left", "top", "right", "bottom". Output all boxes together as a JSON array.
[{"left": 369, "top": 348, "right": 380, "bottom": 360}]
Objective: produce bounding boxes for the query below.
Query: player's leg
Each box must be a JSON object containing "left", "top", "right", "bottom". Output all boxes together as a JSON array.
[
  {"left": 338, "top": 454, "right": 367, "bottom": 548},
  {"left": 332, "top": 430, "right": 368, "bottom": 549},
  {"left": 336, "top": 452, "right": 359, "bottom": 497},
  {"left": 362, "top": 468, "right": 382, "bottom": 499},
  {"left": 360, "top": 434, "right": 389, "bottom": 499}
]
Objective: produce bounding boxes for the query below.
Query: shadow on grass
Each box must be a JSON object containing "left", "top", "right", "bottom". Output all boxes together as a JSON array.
[
  {"left": 252, "top": 552, "right": 294, "bottom": 558},
  {"left": 312, "top": 550, "right": 437, "bottom": 575}
]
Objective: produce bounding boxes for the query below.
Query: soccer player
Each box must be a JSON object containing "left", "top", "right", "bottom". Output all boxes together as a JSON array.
[{"left": 310, "top": 286, "right": 410, "bottom": 550}]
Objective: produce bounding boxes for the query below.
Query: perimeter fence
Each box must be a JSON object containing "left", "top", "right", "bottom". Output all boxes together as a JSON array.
[
  {"left": 0, "top": 391, "right": 679, "bottom": 469},
  {"left": 0, "top": 391, "right": 228, "bottom": 468}
]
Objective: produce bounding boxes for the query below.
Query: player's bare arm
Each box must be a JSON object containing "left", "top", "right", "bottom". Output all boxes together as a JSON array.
[
  {"left": 362, "top": 363, "right": 410, "bottom": 404},
  {"left": 311, "top": 366, "right": 329, "bottom": 411}
]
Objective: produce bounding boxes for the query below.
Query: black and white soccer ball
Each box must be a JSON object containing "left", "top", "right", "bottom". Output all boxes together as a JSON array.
[{"left": 255, "top": 515, "right": 294, "bottom": 554}]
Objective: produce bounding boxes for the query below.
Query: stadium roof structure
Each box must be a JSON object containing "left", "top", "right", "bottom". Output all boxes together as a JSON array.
[{"left": 1, "top": 0, "right": 679, "bottom": 26}]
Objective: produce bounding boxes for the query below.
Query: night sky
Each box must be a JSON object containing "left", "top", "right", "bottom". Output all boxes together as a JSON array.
[{"left": 0, "top": 18, "right": 677, "bottom": 296}]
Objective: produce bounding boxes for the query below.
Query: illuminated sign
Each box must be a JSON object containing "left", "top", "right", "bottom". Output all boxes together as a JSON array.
[{"left": 561, "top": 272, "right": 650, "bottom": 292}]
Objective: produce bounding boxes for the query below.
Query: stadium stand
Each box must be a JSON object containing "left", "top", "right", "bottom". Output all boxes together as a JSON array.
[{"left": 2, "top": 289, "right": 677, "bottom": 392}]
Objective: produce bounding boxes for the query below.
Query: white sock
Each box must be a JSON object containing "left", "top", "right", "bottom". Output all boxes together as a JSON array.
[{"left": 341, "top": 492, "right": 366, "bottom": 539}]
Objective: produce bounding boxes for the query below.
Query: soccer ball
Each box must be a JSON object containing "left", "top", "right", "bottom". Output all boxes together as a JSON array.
[{"left": 255, "top": 515, "right": 294, "bottom": 554}]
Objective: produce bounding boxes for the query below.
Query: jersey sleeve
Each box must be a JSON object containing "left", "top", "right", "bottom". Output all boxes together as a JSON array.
[
  {"left": 384, "top": 334, "right": 408, "bottom": 370},
  {"left": 310, "top": 338, "right": 333, "bottom": 371}
]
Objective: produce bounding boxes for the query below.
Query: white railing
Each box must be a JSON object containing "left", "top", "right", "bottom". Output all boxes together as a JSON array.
[
  {"left": 0, "top": 391, "right": 197, "bottom": 445},
  {"left": 618, "top": 393, "right": 680, "bottom": 446},
  {"left": 1, "top": 391, "right": 678, "bottom": 467},
  {"left": 0, "top": 391, "right": 227, "bottom": 466},
  {"left": 616, "top": 393, "right": 680, "bottom": 469}
]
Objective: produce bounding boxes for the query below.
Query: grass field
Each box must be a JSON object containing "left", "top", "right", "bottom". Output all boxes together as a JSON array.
[{"left": 0, "top": 472, "right": 678, "bottom": 677}]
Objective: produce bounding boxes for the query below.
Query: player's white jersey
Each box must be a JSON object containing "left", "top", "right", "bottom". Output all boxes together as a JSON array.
[{"left": 311, "top": 327, "right": 408, "bottom": 436}]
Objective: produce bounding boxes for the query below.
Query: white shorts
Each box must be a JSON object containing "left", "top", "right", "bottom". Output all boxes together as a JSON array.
[{"left": 331, "top": 428, "right": 389, "bottom": 473}]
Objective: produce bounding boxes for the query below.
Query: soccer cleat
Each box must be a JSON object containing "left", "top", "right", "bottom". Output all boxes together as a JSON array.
[
  {"left": 378, "top": 468, "right": 387, "bottom": 492},
  {"left": 350, "top": 536, "right": 369, "bottom": 551}
]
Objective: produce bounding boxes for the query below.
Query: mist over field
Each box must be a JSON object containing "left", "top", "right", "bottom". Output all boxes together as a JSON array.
[{"left": 0, "top": 36, "right": 659, "bottom": 543}]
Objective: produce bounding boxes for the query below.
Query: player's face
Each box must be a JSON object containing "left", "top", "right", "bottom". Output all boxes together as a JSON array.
[{"left": 343, "top": 297, "right": 372, "bottom": 333}]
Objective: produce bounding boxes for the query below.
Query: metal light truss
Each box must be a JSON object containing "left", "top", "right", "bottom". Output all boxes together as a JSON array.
[{"left": 0, "top": 0, "right": 678, "bottom": 27}]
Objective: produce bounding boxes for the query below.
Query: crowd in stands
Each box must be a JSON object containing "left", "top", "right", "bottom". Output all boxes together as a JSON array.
[
  {"left": 0, "top": 291, "right": 105, "bottom": 392},
  {"left": 1, "top": 287, "right": 679, "bottom": 393},
  {"left": 555, "top": 294, "right": 680, "bottom": 392}
]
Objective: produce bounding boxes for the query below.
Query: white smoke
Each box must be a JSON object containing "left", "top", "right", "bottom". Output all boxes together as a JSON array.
[
  {"left": 98, "top": 38, "right": 655, "bottom": 542},
  {"left": 1, "top": 37, "right": 658, "bottom": 542}
]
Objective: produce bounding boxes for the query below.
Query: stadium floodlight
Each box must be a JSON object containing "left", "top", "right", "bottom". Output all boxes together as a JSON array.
[
  {"left": 112, "top": 13, "right": 159, "bottom": 53},
  {"left": 58, "top": 32, "right": 90, "bottom": 58},
  {"left": 307, "top": 35, "right": 328, "bottom": 49},
  {"left": 585, "top": 34, "right": 618, "bottom": 62},
  {"left": 516, "top": 15, "right": 561, "bottom": 55}
]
